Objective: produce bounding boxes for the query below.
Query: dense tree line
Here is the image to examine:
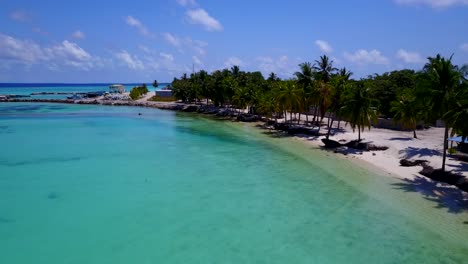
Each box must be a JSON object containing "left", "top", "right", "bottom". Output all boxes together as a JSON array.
[{"left": 170, "top": 54, "right": 468, "bottom": 172}]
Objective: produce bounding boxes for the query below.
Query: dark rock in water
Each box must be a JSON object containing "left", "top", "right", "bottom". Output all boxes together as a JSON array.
[
  {"left": 266, "top": 120, "right": 276, "bottom": 126},
  {"left": 182, "top": 105, "right": 199, "bottom": 112},
  {"left": 47, "top": 192, "right": 59, "bottom": 200},
  {"left": 322, "top": 138, "right": 342, "bottom": 149},
  {"left": 400, "top": 159, "right": 428, "bottom": 167},
  {"left": 138, "top": 113, "right": 142, "bottom": 116},
  {"left": 237, "top": 114, "right": 260, "bottom": 122}
]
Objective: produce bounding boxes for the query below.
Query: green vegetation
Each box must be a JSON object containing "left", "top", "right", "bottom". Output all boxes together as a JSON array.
[
  {"left": 170, "top": 54, "right": 468, "bottom": 172},
  {"left": 130, "top": 84, "right": 149, "bottom": 100},
  {"left": 149, "top": 95, "right": 176, "bottom": 102}
]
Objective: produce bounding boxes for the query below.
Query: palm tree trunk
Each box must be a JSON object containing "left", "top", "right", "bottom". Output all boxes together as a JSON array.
[
  {"left": 442, "top": 126, "right": 449, "bottom": 172},
  {"left": 305, "top": 113, "right": 309, "bottom": 126},
  {"left": 327, "top": 118, "right": 335, "bottom": 139},
  {"left": 358, "top": 125, "right": 361, "bottom": 141},
  {"left": 298, "top": 113, "right": 301, "bottom": 124},
  {"left": 337, "top": 119, "right": 341, "bottom": 130},
  {"left": 413, "top": 129, "right": 417, "bottom": 139},
  {"left": 290, "top": 111, "right": 293, "bottom": 125}
]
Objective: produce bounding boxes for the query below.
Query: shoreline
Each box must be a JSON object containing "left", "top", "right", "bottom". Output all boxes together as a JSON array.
[{"left": 2, "top": 99, "right": 467, "bottom": 196}]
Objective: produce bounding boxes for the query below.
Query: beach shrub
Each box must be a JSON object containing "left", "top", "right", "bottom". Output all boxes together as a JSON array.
[
  {"left": 149, "top": 95, "right": 176, "bottom": 102},
  {"left": 130, "top": 85, "right": 149, "bottom": 100}
]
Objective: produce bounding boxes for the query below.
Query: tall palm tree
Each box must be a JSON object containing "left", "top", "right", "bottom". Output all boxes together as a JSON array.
[
  {"left": 295, "top": 62, "right": 315, "bottom": 91},
  {"left": 391, "top": 93, "right": 420, "bottom": 138},
  {"left": 313, "top": 55, "right": 337, "bottom": 83},
  {"left": 276, "top": 81, "right": 301, "bottom": 124},
  {"left": 327, "top": 68, "right": 353, "bottom": 138},
  {"left": 341, "top": 82, "right": 377, "bottom": 141},
  {"left": 422, "top": 54, "right": 461, "bottom": 171}
]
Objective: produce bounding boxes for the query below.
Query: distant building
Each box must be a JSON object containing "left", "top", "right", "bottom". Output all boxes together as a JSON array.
[
  {"left": 155, "top": 87, "right": 173, "bottom": 98},
  {"left": 109, "top": 84, "right": 125, "bottom": 94}
]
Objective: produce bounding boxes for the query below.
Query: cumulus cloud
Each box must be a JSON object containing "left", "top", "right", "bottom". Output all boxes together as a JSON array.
[
  {"left": 177, "top": 0, "right": 197, "bottom": 7},
  {"left": 72, "top": 30, "right": 85, "bottom": 39},
  {"left": 224, "top": 57, "right": 244, "bottom": 68},
  {"left": 460, "top": 43, "right": 468, "bottom": 52},
  {"left": 9, "top": 10, "right": 32, "bottom": 22},
  {"left": 0, "top": 33, "right": 98, "bottom": 70},
  {"left": 256, "top": 55, "right": 296, "bottom": 77},
  {"left": 315, "top": 40, "right": 333, "bottom": 53},
  {"left": 0, "top": 33, "right": 47, "bottom": 64},
  {"left": 396, "top": 49, "right": 424, "bottom": 63},
  {"left": 125, "top": 16, "right": 153, "bottom": 37},
  {"left": 114, "top": 50, "right": 145, "bottom": 70},
  {"left": 163, "top": 32, "right": 181, "bottom": 47},
  {"left": 394, "top": 0, "right": 468, "bottom": 8},
  {"left": 186, "top": 8, "right": 223, "bottom": 31},
  {"left": 344, "top": 49, "right": 389, "bottom": 65},
  {"left": 160, "top": 52, "right": 174, "bottom": 62},
  {"left": 192, "top": 55, "right": 202, "bottom": 65}
]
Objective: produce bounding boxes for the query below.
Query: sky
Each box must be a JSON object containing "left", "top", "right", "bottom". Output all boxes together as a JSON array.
[{"left": 0, "top": 0, "right": 467, "bottom": 83}]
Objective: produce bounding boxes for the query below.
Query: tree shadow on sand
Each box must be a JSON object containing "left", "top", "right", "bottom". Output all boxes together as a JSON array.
[
  {"left": 392, "top": 176, "right": 468, "bottom": 214},
  {"left": 399, "top": 147, "right": 442, "bottom": 160},
  {"left": 389, "top": 137, "right": 413, "bottom": 141}
]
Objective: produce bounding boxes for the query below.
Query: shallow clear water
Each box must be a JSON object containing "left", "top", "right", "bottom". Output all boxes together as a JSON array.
[{"left": 0, "top": 102, "right": 467, "bottom": 264}]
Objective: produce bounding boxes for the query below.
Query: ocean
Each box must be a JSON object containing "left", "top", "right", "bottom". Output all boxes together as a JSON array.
[
  {"left": 0, "top": 102, "right": 467, "bottom": 263},
  {"left": 0, "top": 83, "right": 169, "bottom": 99}
]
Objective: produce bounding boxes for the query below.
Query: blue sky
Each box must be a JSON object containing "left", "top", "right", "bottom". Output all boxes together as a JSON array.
[{"left": 0, "top": 0, "right": 467, "bottom": 83}]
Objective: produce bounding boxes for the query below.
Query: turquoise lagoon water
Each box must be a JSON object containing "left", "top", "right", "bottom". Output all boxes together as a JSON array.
[{"left": 0, "top": 102, "right": 467, "bottom": 264}]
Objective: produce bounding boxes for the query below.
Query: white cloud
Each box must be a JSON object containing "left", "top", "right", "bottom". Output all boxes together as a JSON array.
[
  {"left": 9, "top": 10, "right": 32, "bottom": 22},
  {"left": 256, "top": 55, "right": 296, "bottom": 77},
  {"left": 396, "top": 49, "right": 424, "bottom": 63},
  {"left": 315, "top": 40, "right": 333, "bottom": 53},
  {"left": 185, "top": 37, "right": 207, "bottom": 56},
  {"left": 192, "top": 55, "right": 202, "bottom": 65},
  {"left": 0, "top": 33, "right": 48, "bottom": 64},
  {"left": 72, "top": 30, "right": 85, "bottom": 39},
  {"left": 163, "top": 32, "right": 181, "bottom": 47},
  {"left": 344, "top": 49, "right": 389, "bottom": 65},
  {"left": 177, "top": 0, "right": 197, "bottom": 7},
  {"left": 125, "top": 16, "right": 153, "bottom": 37},
  {"left": 114, "top": 50, "right": 144, "bottom": 70},
  {"left": 186, "top": 9, "right": 223, "bottom": 31},
  {"left": 0, "top": 33, "right": 99, "bottom": 71},
  {"left": 395, "top": 0, "right": 468, "bottom": 8},
  {"left": 160, "top": 52, "right": 174, "bottom": 62},
  {"left": 224, "top": 57, "right": 244, "bottom": 68},
  {"left": 460, "top": 43, "right": 468, "bottom": 52}
]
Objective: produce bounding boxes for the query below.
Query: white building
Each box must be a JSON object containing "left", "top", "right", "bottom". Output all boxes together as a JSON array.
[{"left": 109, "top": 84, "right": 125, "bottom": 94}]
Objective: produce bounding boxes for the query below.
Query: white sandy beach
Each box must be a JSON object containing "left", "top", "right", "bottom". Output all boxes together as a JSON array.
[{"left": 297, "top": 123, "right": 468, "bottom": 182}]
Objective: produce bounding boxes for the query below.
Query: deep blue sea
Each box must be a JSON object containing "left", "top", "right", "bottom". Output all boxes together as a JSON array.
[{"left": 0, "top": 83, "right": 169, "bottom": 99}]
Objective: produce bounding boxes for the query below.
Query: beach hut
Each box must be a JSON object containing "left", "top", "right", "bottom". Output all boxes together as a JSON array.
[
  {"left": 109, "top": 84, "right": 125, "bottom": 94},
  {"left": 155, "top": 87, "right": 173, "bottom": 98}
]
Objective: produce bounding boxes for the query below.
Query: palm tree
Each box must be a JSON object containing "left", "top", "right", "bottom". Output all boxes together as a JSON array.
[
  {"left": 313, "top": 55, "right": 337, "bottom": 83},
  {"left": 268, "top": 72, "right": 279, "bottom": 82},
  {"left": 276, "top": 81, "right": 301, "bottom": 124},
  {"left": 422, "top": 54, "right": 461, "bottom": 171},
  {"left": 327, "top": 68, "right": 353, "bottom": 138},
  {"left": 444, "top": 82, "right": 468, "bottom": 143},
  {"left": 341, "top": 82, "right": 377, "bottom": 141},
  {"left": 391, "top": 92, "right": 420, "bottom": 139}
]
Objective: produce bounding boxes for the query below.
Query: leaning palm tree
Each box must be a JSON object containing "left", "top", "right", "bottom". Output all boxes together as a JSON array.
[
  {"left": 422, "top": 54, "right": 461, "bottom": 172},
  {"left": 390, "top": 92, "right": 420, "bottom": 139},
  {"left": 341, "top": 82, "right": 377, "bottom": 141}
]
